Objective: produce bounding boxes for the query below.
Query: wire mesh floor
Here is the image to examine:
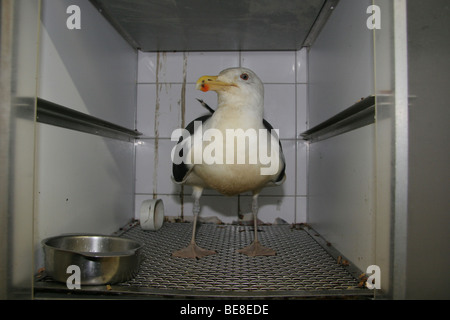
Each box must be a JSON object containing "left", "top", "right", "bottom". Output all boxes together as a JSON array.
[{"left": 35, "top": 222, "right": 371, "bottom": 298}]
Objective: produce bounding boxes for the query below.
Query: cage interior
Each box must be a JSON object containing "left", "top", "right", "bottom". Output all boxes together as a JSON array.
[{"left": 34, "top": 0, "right": 379, "bottom": 299}]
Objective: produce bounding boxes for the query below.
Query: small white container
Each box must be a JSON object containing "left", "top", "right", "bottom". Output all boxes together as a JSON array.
[{"left": 140, "top": 199, "right": 164, "bottom": 231}]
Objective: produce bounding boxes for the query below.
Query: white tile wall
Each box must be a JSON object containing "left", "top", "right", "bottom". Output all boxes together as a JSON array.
[
  {"left": 263, "top": 84, "right": 296, "bottom": 139},
  {"left": 138, "top": 52, "right": 186, "bottom": 83},
  {"left": 135, "top": 50, "right": 308, "bottom": 224},
  {"left": 137, "top": 52, "right": 157, "bottom": 83},
  {"left": 296, "top": 48, "right": 308, "bottom": 84},
  {"left": 238, "top": 195, "right": 297, "bottom": 224},
  {"left": 241, "top": 51, "right": 296, "bottom": 83},
  {"left": 137, "top": 84, "right": 185, "bottom": 138},
  {"left": 182, "top": 195, "right": 240, "bottom": 224},
  {"left": 296, "top": 84, "right": 308, "bottom": 134},
  {"left": 186, "top": 52, "right": 240, "bottom": 83},
  {"left": 135, "top": 139, "right": 181, "bottom": 195}
]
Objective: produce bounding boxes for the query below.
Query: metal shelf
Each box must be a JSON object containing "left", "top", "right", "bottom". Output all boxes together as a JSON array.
[
  {"left": 36, "top": 98, "right": 142, "bottom": 142},
  {"left": 300, "top": 95, "right": 375, "bottom": 143}
]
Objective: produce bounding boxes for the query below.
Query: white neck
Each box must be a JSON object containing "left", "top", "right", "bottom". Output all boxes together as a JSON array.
[{"left": 216, "top": 90, "right": 264, "bottom": 120}]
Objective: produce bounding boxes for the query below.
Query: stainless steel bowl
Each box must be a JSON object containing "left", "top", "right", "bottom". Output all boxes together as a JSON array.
[{"left": 42, "top": 235, "right": 143, "bottom": 285}]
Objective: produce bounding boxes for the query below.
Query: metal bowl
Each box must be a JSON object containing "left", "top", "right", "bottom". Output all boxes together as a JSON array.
[{"left": 42, "top": 235, "right": 143, "bottom": 285}]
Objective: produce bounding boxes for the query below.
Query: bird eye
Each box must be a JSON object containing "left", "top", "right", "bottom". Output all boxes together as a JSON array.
[{"left": 240, "top": 73, "right": 249, "bottom": 81}]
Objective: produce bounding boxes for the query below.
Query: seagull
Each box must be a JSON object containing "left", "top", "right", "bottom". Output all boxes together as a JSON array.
[{"left": 171, "top": 67, "right": 286, "bottom": 259}]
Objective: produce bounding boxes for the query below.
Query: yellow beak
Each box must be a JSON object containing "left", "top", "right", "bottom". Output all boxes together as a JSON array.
[{"left": 195, "top": 75, "right": 236, "bottom": 92}]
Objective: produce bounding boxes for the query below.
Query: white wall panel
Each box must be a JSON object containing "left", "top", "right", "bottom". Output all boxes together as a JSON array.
[
  {"left": 405, "top": 0, "right": 450, "bottom": 299},
  {"left": 307, "top": 0, "right": 376, "bottom": 273},
  {"left": 35, "top": 0, "right": 137, "bottom": 269},
  {"left": 308, "top": 126, "right": 376, "bottom": 271},
  {"left": 308, "top": 0, "right": 374, "bottom": 127},
  {"left": 35, "top": 125, "right": 135, "bottom": 268},
  {"left": 241, "top": 51, "right": 296, "bottom": 83},
  {"left": 39, "top": 0, "right": 137, "bottom": 128}
]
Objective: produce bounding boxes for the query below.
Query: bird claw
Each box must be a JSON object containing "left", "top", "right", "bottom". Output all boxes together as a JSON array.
[
  {"left": 172, "top": 242, "right": 217, "bottom": 259},
  {"left": 237, "top": 241, "right": 276, "bottom": 257}
]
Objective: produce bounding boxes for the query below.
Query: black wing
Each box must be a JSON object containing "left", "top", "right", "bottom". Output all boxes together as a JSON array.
[
  {"left": 196, "top": 99, "right": 215, "bottom": 114},
  {"left": 172, "top": 114, "right": 211, "bottom": 182},
  {"left": 263, "top": 119, "right": 286, "bottom": 183}
]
